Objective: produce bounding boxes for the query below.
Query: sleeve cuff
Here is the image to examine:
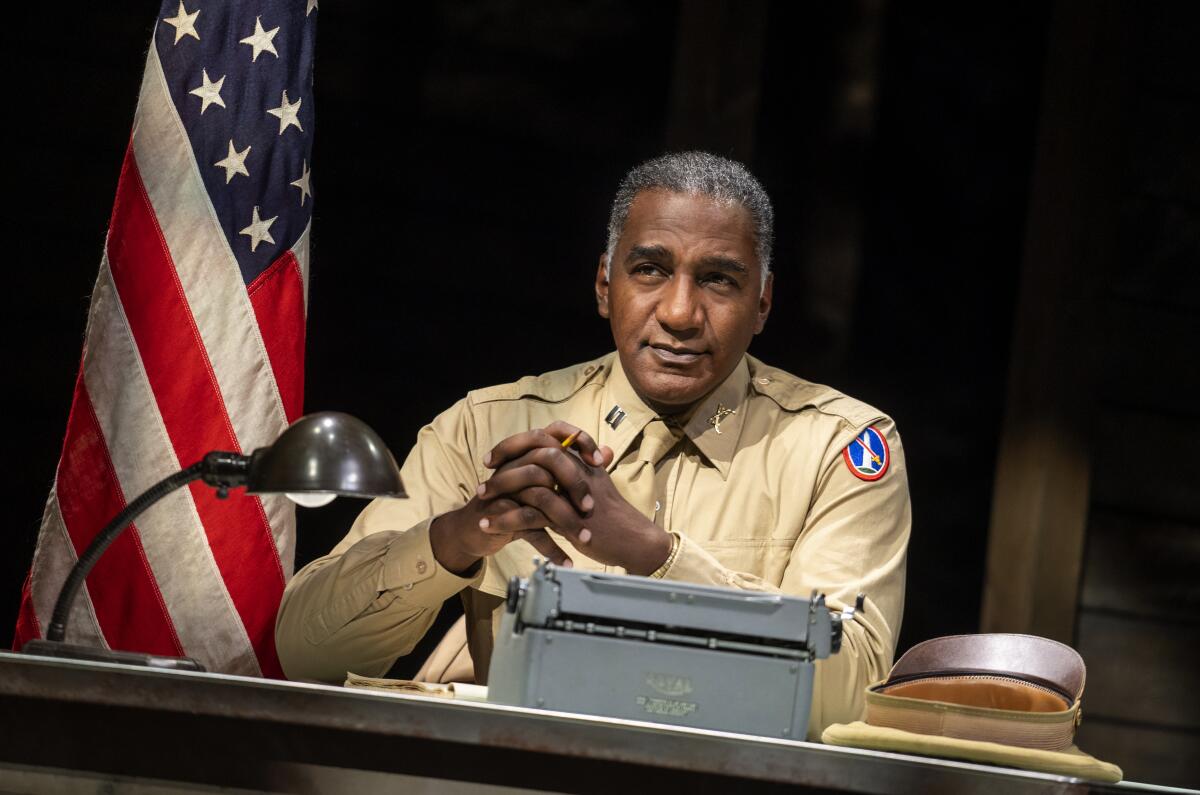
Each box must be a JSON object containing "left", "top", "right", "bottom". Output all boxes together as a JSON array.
[
  {"left": 380, "top": 516, "right": 483, "bottom": 609},
  {"left": 660, "top": 533, "right": 730, "bottom": 587}
]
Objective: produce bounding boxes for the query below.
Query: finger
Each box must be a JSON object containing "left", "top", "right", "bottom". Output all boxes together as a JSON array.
[
  {"left": 516, "top": 528, "right": 573, "bottom": 568},
  {"left": 475, "top": 497, "right": 520, "bottom": 535},
  {"left": 486, "top": 447, "right": 594, "bottom": 514},
  {"left": 543, "top": 421, "right": 606, "bottom": 466},
  {"left": 480, "top": 503, "right": 552, "bottom": 535},
  {"left": 484, "top": 428, "right": 569, "bottom": 469},
  {"left": 476, "top": 463, "right": 556, "bottom": 501},
  {"left": 528, "top": 445, "right": 594, "bottom": 512},
  {"left": 597, "top": 445, "right": 615, "bottom": 468},
  {"left": 513, "top": 486, "right": 585, "bottom": 539}
]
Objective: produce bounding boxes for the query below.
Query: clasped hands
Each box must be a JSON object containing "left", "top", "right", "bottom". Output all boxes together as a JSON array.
[{"left": 429, "top": 422, "right": 673, "bottom": 577}]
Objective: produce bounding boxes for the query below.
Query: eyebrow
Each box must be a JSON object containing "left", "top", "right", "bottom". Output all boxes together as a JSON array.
[
  {"left": 625, "top": 244, "right": 672, "bottom": 263},
  {"left": 625, "top": 246, "right": 749, "bottom": 275},
  {"left": 697, "top": 255, "right": 748, "bottom": 275}
]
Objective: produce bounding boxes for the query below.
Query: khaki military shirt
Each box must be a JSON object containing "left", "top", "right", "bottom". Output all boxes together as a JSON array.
[{"left": 275, "top": 353, "right": 911, "bottom": 739}]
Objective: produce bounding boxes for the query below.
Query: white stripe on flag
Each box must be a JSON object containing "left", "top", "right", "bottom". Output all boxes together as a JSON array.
[
  {"left": 132, "top": 43, "right": 290, "bottom": 456},
  {"left": 29, "top": 489, "right": 107, "bottom": 648},
  {"left": 293, "top": 219, "right": 312, "bottom": 314},
  {"left": 261, "top": 493, "right": 296, "bottom": 579},
  {"left": 82, "top": 258, "right": 261, "bottom": 675}
]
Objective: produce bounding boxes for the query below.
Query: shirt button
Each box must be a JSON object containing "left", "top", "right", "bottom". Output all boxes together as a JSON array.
[
  {"left": 416, "top": 560, "right": 428, "bottom": 575},
  {"left": 584, "top": 365, "right": 595, "bottom": 375},
  {"left": 757, "top": 377, "right": 771, "bottom": 385}
]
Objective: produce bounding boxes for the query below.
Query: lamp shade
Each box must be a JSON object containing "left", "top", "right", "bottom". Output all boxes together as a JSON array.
[{"left": 246, "top": 412, "right": 405, "bottom": 499}]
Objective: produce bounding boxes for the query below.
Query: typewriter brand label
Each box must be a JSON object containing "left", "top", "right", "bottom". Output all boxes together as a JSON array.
[
  {"left": 644, "top": 672, "right": 693, "bottom": 696},
  {"left": 636, "top": 695, "right": 697, "bottom": 717}
]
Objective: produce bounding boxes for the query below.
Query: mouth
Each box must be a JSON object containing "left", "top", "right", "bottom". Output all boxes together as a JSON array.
[{"left": 645, "top": 342, "right": 706, "bottom": 365}]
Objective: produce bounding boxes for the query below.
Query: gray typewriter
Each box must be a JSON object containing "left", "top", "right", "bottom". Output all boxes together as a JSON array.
[{"left": 487, "top": 561, "right": 853, "bottom": 740}]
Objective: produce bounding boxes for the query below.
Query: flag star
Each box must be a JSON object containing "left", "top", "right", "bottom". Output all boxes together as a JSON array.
[
  {"left": 214, "top": 140, "right": 251, "bottom": 184},
  {"left": 240, "top": 207, "right": 277, "bottom": 253},
  {"left": 239, "top": 16, "right": 280, "bottom": 62},
  {"left": 267, "top": 90, "right": 303, "bottom": 135},
  {"left": 188, "top": 69, "right": 226, "bottom": 114},
  {"left": 306, "top": 0, "right": 318, "bottom": 15},
  {"left": 163, "top": 1, "right": 200, "bottom": 44},
  {"left": 290, "top": 160, "right": 313, "bottom": 206}
]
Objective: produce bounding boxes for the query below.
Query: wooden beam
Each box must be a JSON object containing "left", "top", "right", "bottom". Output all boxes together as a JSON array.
[{"left": 980, "top": 0, "right": 1131, "bottom": 641}]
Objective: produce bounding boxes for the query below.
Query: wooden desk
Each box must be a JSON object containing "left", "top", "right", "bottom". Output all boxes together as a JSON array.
[{"left": 0, "top": 652, "right": 1180, "bottom": 794}]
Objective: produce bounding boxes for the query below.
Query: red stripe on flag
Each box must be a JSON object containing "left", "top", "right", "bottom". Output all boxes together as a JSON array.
[
  {"left": 248, "top": 252, "right": 306, "bottom": 423},
  {"left": 107, "top": 145, "right": 285, "bottom": 677},
  {"left": 58, "top": 376, "right": 184, "bottom": 655},
  {"left": 13, "top": 570, "right": 41, "bottom": 650}
]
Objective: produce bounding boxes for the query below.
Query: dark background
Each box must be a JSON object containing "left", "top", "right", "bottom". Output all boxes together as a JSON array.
[{"left": 6, "top": 1, "right": 1198, "bottom": 786}]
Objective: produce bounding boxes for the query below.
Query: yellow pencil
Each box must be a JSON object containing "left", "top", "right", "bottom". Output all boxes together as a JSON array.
[{"left": 553, "top": 431, "right": 583, "bottom": 494}]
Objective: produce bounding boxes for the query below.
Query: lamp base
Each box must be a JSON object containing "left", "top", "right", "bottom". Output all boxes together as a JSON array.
[{"left": 22, "top": 639, "right": 206, "bottom": 672}]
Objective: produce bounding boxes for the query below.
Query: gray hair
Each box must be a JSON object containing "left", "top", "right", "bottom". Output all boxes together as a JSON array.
[{"left": 604, "top": 151, "right": 774, "bottom": 290}]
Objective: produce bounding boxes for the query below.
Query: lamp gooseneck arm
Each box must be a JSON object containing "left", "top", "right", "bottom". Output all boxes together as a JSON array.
[{"left": 45, "top": 451, "right": 252, "bottom": 644}]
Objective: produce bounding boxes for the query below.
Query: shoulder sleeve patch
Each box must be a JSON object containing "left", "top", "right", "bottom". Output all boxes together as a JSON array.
[{"left": 842, "top": 425, "right": 890, "bottom": 481}]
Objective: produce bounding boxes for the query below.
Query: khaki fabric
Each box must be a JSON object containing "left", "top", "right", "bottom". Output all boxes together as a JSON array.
[
  {"left": 612, "top": 417, "right": 682, "bottom": 522},
  {"left": 822, "top": 722, "right": 1123, "bottom": 783},
  {"left": 865, "top": 685, "right": 1080, "bottom": 751},
  {"left": 275, "top": 352, "right": 912, "bottom": 740},
  {"left": 413, "top": 616, "right": 473, "bottom": 684}
]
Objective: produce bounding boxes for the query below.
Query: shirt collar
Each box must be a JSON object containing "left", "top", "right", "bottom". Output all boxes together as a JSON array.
[
  {"left": 598, "top": 355, "right": 659, "bottom": 467},
  {"left": 681, "top": 357, "right": 749, "bottom": 479},
  {"left": 599, "top": 354, "right": 750, "bottom": 479}
]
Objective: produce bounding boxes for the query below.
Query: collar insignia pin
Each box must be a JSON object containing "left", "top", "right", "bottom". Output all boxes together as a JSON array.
[
  {"left": 605, "top": 405, "right": 626, "bottom": 430},
  {"left": 707, "top": 404, "right": 736, "bottom": 435}
]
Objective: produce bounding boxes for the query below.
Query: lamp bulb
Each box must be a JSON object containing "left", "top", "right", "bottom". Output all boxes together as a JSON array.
[{"left": 286, "top": 492, "right": 338, "bottom": 508}]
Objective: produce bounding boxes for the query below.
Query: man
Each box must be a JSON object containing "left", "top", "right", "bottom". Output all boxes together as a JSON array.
[{"left": 275, "top": 152, "right": 910, "bottom": 738}]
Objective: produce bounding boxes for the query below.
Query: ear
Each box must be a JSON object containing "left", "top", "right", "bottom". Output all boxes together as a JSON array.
[
  {"left": 595, "top": 253, "right": 611, "bottom": 319},
  {"left": 754, "top": 271, "right": 773, "bottom": 334}
]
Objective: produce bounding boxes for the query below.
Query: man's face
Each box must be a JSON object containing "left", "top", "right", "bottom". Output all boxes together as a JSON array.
[{"left": 596, "top": 189, "right": 773, "bottom": 415}]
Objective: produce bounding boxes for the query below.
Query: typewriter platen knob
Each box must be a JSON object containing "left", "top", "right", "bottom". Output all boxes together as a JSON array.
[
  {"left": 829, "top": 593, "right": 865, "bottom": 654},
  {"left": 506, "top": 576, "right": 523, "bottom": 614}
]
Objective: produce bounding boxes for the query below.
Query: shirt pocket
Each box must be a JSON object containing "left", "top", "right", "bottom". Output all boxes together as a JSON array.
[{"left": 696, "top": 538, "right": 795, "bottom": 587}]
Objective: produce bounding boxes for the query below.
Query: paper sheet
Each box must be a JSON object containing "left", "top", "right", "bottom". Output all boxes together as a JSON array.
[{"left": 344, "top": 673, "right": 488, "bottom": 702}]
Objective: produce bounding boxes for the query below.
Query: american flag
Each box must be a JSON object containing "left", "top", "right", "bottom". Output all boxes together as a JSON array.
[{"left": 14, "top": 0, "right": 317, "bottom": 677}]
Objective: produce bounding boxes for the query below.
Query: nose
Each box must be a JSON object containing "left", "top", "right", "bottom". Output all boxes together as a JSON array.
[{"left": 655, "top": 274, "right": 703, "bottom": 334}]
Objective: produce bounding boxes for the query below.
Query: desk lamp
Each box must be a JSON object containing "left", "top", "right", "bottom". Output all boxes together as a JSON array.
[{"left": 23, "top": 412, "right": 405, "bottom": 671}]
